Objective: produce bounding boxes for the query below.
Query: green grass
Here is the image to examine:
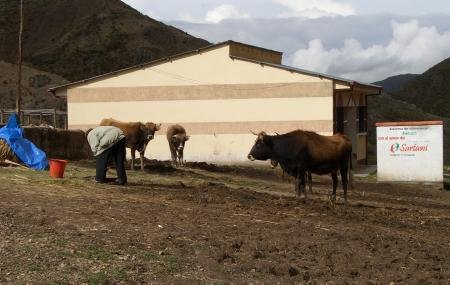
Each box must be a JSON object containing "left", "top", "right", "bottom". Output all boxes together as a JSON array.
[
  {"left": 132, "top": 248, "right": 183, "bottom": 273},
  {"left": 82, "top": 268, "right": 128, "bottom": 284},
  {"left": 58, "top": 250, "right": 74, "bottom": 258},
  {"left": 162, "top": 255, "right": 181, "bottom": 273},
  {"left": 29, "top": 263, "right": 46, "bottom": 273},
  {"left": 55, "top": 238, "right": 68, "bottom": 247},
  {"left": 84, "top": 245, "right": 115, "bottom": 262},
  {"left": 83, "top": 271, "right": 109, "bottom": 285}
]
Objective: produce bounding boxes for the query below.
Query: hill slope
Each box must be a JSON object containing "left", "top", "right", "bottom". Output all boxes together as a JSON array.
[
  {"left": 391, "top": 58, "right": 450, "bottom": 118},
  {"left": 369, "top": 57, "right": 450, "bottom": 164},
  {"left": 373, "top": 74, "right": 418, "bottom": 94},
  {"left": 0, "top": 0, "right": 210, "bottom": 81},
  {"left": 0, "top": 61, "right": 67, "bottom": 111}
]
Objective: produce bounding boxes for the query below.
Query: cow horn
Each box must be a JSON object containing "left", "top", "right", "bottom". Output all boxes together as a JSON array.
[{"left": 250, "top": 130, "right": 258, "bottom": 136}]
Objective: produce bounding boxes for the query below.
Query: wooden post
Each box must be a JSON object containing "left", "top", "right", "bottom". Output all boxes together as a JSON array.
[
  {"left": 39, "top": 113, "right": 43, "bottom": 125},
  {"left": 27, "top": 114, "right": 30, "bottom": 125},
  {"left": 0, "top": 110, "right": 3, "bottom": 124},
  {"left": 16, "top": 0, "right": 24, "bottom": 119},
  {"left": 63, "top": 115, "right": 67, "bottom": 129},
  {"left": 53, "top": 109, "right": 57, "bottom": 128}
]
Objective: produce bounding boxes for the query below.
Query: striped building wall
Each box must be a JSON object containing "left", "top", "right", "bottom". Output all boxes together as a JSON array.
[{"left": 67, "top": 45, "right": 334, "bottom": 162}]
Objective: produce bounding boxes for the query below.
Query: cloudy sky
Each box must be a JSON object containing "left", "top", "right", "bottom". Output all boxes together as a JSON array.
[{"left": 122, "top": 0, "right": 450, "bottom": 82}]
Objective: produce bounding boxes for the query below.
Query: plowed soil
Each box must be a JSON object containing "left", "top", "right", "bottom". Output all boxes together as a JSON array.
[{"left": 0, "top": 160, "right": 449, "bottom": 284}]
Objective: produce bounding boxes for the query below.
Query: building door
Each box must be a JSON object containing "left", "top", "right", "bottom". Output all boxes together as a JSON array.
[{"left": 344, "top": 107, "right": 357, "bottom": 151}]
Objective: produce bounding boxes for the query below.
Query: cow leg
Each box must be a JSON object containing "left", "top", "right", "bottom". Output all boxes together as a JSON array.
[
  {"left": 177, "top": 151, "right": 181, "bottom": 167},
  {"left": 169, "top": 147, "right": 177, "bottom": 166},
  {"left": 175, "top": 151, "right": 180, "bottom": 167},
  {"left": 140, "top": 151, "right": 145, "bottom": 171},
  {"left": 331, "top": 171, "right": 338, "bottom": 202},
  {"left": 340, "top": 164, "right": 349, "bottom": 203},
  {"left": 301, "top": 172, "right": 307, "bottom": 200},
  {"left": 295, "top": 169, "right": 306, "bottom": 200},
  {"left": 307, "top": 172, "right": 313, "bottom": 193},
  {"left": 130, "top": 148, "right": 136, "bottom": 171},
  {"left": 179, "top": 149, "right": 184, "bottom": 166},
  {"left": 294, "top": 175, "right": 301, "bottom": 197}
]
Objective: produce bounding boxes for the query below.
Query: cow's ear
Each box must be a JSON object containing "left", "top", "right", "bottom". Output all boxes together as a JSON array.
[
  {"left": 185, "top": 135, "right": 190, "bottom": 141},
  {"left": 262, "top": 135, "right": 273, "bottom": 148},
  {"left": 156, "top": 123, "right": 162, "bottom": 131}
]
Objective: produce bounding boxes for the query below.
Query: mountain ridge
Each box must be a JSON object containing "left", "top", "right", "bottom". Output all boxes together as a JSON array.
[
  {"left": 390, "top": 58, "right": 450, "bottom": 118},
  {"left": 0, "top": 0, "right": 210, "bottom": 82},
  {"left": 373, "top": 74, "right": 419, "bottom": 94},
  {"left": 369, "top": 60, "right": 450, "bottom": 163}
]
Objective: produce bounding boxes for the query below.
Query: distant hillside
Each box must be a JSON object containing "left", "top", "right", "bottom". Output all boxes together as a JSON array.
[
  {"left": 373, "top": 74, "right": 418, "bottom": 94},
  {"left": 391, "top": 58, "right": 450, "bottom": 118},
  {"left": 0, "top": 0, "right": 210, "bottom": 82},
  {"left": 0, "top": 61, "right": 68, "bottom": 111},
  {"left": 368, "top": 57, "right": 450, "bottom": 164},
  {"left": 368, "top": 94, "right": 449, "bottom": 164}
]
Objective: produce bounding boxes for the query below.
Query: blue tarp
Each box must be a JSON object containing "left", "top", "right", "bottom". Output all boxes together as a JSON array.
[{"left": 0, "top": 114, "right": 48, "bottom": 170}]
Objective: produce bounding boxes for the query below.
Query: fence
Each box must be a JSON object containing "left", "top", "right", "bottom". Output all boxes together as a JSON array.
[{"left": 0, "top": 109, "right": 67, "bottom": 129}]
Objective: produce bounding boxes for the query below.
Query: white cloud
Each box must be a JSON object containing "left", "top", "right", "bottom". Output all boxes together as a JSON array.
[
  {"left": 205, "top": 4, "right": 250, "bottom": 23},
  {"left": 290, "top": 20, "right": 450, "bottom": 82},
  {"left": 171, "top": 15, "right": 450, "bottom": 81},
  {"left": 274, "top": 0, "right": 355, "bottom": 18},
  {"left": 177, "top": 12, "right": 203, "bottom": 23}
]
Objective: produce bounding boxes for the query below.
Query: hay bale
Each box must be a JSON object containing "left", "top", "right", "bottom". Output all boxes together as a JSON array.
[
  {"left": 23, "top": 127, "right": 91, "bottom": 160},
  {"left": 0, "top": 139, "right": 18, "bottom": 162}
]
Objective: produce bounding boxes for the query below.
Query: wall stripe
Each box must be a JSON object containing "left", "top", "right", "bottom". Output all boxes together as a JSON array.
[
  {"left": 67, "top": 82, "right": 332, "bottom": 103},
  {"left": 68, "top": 97, "right": 333, "bottom": 125},
  {"left": 69, "top": 120, "right": 333, "bottom": 135}
]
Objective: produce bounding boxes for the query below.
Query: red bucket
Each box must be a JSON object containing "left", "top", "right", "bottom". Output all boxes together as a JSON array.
[{"left": 49, "top": 159, "right": 68, "bottom": 178}]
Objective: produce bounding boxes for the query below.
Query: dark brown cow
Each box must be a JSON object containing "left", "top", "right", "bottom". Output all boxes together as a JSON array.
[
  {"left": 166, "top": 124, "right": 189, "bottom": 166},
  {"left": 248, "top": 130, "right": 352, "bottom": 202},
  {"left": 100, "top": 118, "right": 161, "bottom": 171}
]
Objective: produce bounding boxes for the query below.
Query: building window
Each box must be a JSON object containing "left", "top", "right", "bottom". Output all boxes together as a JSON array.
[{"left": 358, "top": 106, "right": 367, "bottom": 132}]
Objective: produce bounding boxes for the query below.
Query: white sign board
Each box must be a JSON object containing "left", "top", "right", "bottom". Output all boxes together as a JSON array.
[{"left": 376, "top": 121, "right": 443, "bottom": 182}]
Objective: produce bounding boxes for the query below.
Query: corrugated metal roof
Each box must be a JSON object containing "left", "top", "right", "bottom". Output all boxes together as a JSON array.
[
  {"left": 48, "top": 40, "right": 381, "bottom": 93},
  {"left": 230, "top": 56, "right": 382, "bottom": 91}
]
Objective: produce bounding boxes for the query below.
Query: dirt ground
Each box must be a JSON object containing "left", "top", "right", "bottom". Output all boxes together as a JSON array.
[{"left": 0, "top": 160, "right": 449, "bottom": 284}]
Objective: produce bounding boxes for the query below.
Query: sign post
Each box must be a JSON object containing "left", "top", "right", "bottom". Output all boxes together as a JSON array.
[{"left": 376, "top": 121, "right": 443, "bottom": 184}]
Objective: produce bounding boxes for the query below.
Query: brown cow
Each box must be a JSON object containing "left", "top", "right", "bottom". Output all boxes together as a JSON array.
[
  {"left": 100, "top": 118, "right": 161, "bottom": 171},
  {"left": 248, "top": 130, "right": 352, "bottom": 202},
  {"left": 166, "top": 124, "right": 189, "bottom": 166}
]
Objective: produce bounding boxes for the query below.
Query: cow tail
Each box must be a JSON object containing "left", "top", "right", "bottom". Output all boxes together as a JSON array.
[{"left": 349, "top": 151, "right": 354, "bottom": 190}]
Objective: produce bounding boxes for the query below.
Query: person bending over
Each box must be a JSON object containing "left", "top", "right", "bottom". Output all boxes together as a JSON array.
[{"left": 86, "top": 126, "right": 127, "bottom": 185}]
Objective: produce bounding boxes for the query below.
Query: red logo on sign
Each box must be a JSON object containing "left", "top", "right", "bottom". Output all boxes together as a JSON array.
[{"left": 390, "top": 142, "right": 428, "bottom": 153}]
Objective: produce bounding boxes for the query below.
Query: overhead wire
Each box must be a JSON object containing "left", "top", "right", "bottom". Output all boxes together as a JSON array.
[{"left": 148, "top": 65, "right": 330, "bottom": 91}]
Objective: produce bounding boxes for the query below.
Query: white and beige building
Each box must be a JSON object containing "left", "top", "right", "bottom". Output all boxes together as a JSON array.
[{"left": 49, "top": 41, "right": 382, "bottom": 163}]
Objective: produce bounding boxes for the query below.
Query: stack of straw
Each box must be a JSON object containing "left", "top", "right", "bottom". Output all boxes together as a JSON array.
[{"left": 0, "top": 139, "right": 18, "bottom": 162}]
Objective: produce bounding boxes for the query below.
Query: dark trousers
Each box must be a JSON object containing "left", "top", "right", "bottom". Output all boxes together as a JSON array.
[{"left": 95, "top": 138, "right": 127, "bottom": 184}]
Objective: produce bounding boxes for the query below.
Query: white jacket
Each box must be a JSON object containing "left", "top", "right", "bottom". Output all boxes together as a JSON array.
[{"left": 87, "top": 126, "right": 125, "bottom": 156}]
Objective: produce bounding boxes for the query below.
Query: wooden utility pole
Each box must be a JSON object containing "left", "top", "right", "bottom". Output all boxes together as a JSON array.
[{"left": 16, "top": 0, "right": 24, "bottom": 118}]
